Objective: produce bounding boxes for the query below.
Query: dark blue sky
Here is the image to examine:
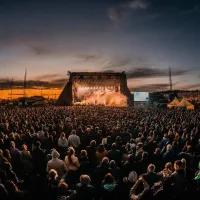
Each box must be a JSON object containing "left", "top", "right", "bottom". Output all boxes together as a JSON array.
[{"left": 0, "top": 0, "right": 200, "bottom": 91}]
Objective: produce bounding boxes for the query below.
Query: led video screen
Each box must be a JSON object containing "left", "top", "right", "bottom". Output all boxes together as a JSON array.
[{"left": 134, "top": 92, "right": 149, "bottom": 102}]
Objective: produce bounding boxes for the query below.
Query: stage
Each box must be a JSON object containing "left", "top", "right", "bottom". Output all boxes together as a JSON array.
[{"left": 56, "top": 72, "right": 132, "bottom": 106}]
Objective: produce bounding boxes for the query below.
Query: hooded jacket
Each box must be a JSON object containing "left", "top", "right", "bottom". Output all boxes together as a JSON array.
[{"left": 47, "top": 150, "right": 68, "bottom": 177}]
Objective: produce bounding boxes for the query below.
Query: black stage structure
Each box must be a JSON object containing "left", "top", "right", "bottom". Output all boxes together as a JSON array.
[{"left": 56, "top": 71, "right": 132, "bottom": 106}]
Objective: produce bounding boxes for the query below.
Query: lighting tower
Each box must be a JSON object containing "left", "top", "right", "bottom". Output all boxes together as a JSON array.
[
  {"left": 23, "top": 68, "right": 27, "bottom": 98},
  {"left": 169, "top": 67, "right": 172, "bottom": 91}
]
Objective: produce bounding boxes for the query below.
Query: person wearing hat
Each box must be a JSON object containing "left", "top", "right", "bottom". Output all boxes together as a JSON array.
[{"left": 47, "top": 150, "right": 68, "bottom": 178}]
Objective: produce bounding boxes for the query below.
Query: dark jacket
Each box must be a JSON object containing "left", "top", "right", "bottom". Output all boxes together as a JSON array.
[
  {"left": 5, "top": 169, "right": 20, "bottom": 184},
  {"left": 8, "top": 191, "right": 25, "bottom": 200},
  {"left": 0, "top": 155, "right": 8, "bottom": 171},
  {"left": 47, "top": 178, "right": 60, "bottom": 200},
  {"left": 31, "top": 147, "right": 46, "bottom": 175},
  {"left": 142, "top": 172, "right": 161, "bottom": 187},
  {"left": 94, "top": 164, "right": 110, "bottom": 186},
  {"left": 86, "top": 146, "right": 97, "bottom": 166},
  {"left": 108, "top": 167, "right": 121, "bottom": 182},
  {"left": 100, "top": 183, "right": 120, "bottom": 200},
  {"left": 163, "top": 151, "right": 175, "bottom": 165},
  {"left": 168, "top": 169, "right": 186, "bottom": 196},
  {"left": 108, "top": 149, "right": 121, "bottom": 166},
  {"left": 152, "top": 154, "right": 163, "bottom": 171},
  {"left": 0, "top": 183, "right": 8, "bottom": 200},
  {"left": 75, "top": 183, "right": 96, "bottom": 200},
  {"left": 79, "top": 156, "right": 90, "bottom": 175}
]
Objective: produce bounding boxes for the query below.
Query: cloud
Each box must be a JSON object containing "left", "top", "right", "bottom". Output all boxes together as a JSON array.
[
  {"left": 34, "top": 74, "right": 64, "bottom": 81},
  {"left": 0, "top": 77, "right": 67, "bottom": 90},
  {"left": 29, "top": 45, "right": 52, "bottom": 56},
  {"left": 52, "top": 78, "right": 67, "bottom": 83},
  {"left": 75, "top": 54, "right": 101, "bottom": 62},
  {"left": 180, "top": 83, "right": 200, "bottom": 90},
  {"left": 102, "top": 58, "right": 132, "bottom": 69},
  {"left": 129, "top": 0, "right": 149, "bottom": 9},
  {"left": 75, "top": 54, "right": 132, "bottom": 69},
  {"left": 0, "top": 79, "right": 26, "bottom": 90},
  {"left": 129, "top": 83, "right": 169, "bottom": 92},
  {"left": 108, "top": 8, "right": 123, "bottom": 22},
  {"left": 102, "top": 56, "right": 159, "bottom": 70},
  {"left": 108, "top": 0, "right": 150, "bottom": 22},
  {"left": 126, "top": 68, "right": 190, "bottom": 79}
]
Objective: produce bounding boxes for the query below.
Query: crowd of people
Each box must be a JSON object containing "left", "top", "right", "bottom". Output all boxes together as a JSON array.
[{"left": 0, "top": 105, "right": 200, "bottom": 200}]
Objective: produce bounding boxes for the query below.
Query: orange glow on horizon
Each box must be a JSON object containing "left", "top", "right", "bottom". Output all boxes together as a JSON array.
[{"left": 0, "top": 89, "right": 63, "bottom": 100}]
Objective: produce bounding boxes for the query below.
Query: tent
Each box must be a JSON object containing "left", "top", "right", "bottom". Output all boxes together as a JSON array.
[
  {"left": 175, "top": 97, "right": 194, "bottom": 110},
  {"left": 167, "top": 97, "right": 180, "bottom": 108}
]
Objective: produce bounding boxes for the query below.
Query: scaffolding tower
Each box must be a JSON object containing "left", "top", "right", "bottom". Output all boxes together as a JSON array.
[
  {"left": 169, "top": 67, "right": 172, "bottom": 91},
  {"left": 23, "top": 68, "right": 27, "bottom": 98}
]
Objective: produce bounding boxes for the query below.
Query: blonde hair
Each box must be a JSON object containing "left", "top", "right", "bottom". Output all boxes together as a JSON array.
[
  {"left": 48, "top": 169, "right": 58, "bottom": 180},
  {"left": 80, "top": 150, "right": 87, "bottom": 157},
  {"left": 165, "top": 162, "right": 173, "bottom": 170},
  {"left": 181, "top": 158, "right": 186, "bottom": 169}
]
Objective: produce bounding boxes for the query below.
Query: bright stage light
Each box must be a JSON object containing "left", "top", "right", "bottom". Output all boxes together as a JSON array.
[{"left": 75, "top": 82, "right": 127, "bottom": 106}]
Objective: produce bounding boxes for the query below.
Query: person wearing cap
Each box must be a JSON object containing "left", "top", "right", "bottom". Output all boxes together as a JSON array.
[{"left": 47, "top": 150, "right": 67, "bottom": 178}]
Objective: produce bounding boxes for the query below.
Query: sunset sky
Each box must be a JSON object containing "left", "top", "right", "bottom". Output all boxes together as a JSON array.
[{"left": 0, "top": 0, "right": 200, "bottom": 98}]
